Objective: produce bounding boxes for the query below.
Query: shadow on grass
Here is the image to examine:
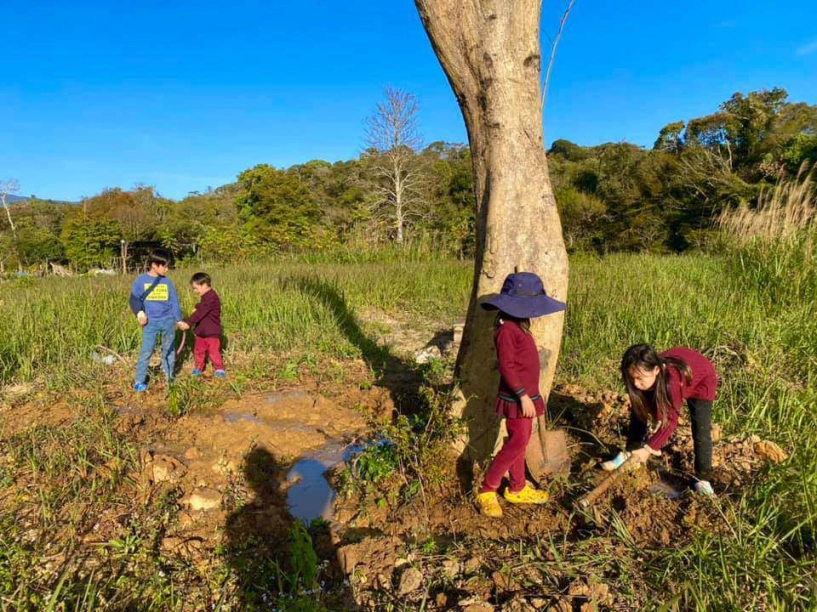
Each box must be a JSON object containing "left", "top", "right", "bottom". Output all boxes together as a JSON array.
[{"left": 289, "top": 275, "right": 428, "bottom": 415}]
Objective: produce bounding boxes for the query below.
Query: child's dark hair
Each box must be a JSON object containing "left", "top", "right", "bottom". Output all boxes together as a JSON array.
[
  {"left": 621, "top": 344, "right": 693, "bottom": 427},
  {"left": 190, "top": 272, "right": 212, "bottom": 286},
  {"left": 494, "top": 311, "right": 531, "bottom": 333},
  {"left": 148, "top": 249, "right": 171, "bottom": 267}
]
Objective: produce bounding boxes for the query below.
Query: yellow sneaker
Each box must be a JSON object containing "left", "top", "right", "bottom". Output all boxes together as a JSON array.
[
  {"left": 476, "top": 491, "right": 503, "bottom": 517},
  {"left": 503, "top": 484, "right": 549, "bottom": 505}
]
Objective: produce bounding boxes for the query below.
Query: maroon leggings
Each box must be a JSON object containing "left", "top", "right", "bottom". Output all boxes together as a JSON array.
[
  {"left": 194, "top": 336, "right": 224, "bottom": 371},
  {"left": 480, "top": 417, "right": 533, "bottom": 494}
]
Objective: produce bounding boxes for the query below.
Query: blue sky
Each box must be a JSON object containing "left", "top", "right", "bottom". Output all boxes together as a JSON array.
[{"left": 1, "top": 1, "right": 815, "bottom": 201}]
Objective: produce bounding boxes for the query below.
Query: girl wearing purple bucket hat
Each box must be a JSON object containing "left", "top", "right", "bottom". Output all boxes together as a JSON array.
[{"left": 475, "top": 272, "right": 566, "bottom": 517}]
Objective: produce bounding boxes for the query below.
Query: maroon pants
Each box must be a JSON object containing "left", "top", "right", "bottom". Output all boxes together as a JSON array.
[
  {"left": 480, "top": 417, "right": 533, "bottom": 494},
  {"left": 194, "top": 336, "right": 224, "bottom": 371}
]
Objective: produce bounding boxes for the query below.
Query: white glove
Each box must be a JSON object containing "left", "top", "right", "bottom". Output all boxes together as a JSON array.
[{"left": 600, "top": 451, "right": 631, "bottom": 471}]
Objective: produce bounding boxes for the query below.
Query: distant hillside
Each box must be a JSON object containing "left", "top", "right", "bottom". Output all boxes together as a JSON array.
[{"left": 3, "top": 194, "right": 77, "bottom": 205}]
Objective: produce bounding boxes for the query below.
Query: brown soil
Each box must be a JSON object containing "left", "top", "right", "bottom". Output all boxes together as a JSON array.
[
  {"left": 0, "top": 351, "right": 788, "bottom": 610},
  {"left": 330, "top": 383, "right": 790, "bottom": 611}
]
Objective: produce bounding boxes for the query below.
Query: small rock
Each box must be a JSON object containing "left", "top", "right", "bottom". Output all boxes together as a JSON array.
[
  {"left": 551, "top": 598, "right": 572, "bottom": 612},
  {"left": 459, "top": 596, "right": 495, "bottom": 612},
  {"left": 113, "top": 406, "right": 144, "bottom": 431},
  {"left": 151, "top": 455, "right": 186, "bottom": 483},
  {"left": 587, "top": 579, "right": 610, "bottom": 605},
  {"left": 754, "top": 440, "right": 788, "bottom": 463},
  {"left": 415, "top": 345, "right": 442, "bottom": 364},
  {"left": 568, "top": 578, "right": 590, "bottom": 596},
  {"left": 502, "top": 597, "right": 535, "bottom": 612},
  {"left": 184, "top": 447, "right": 202, "bottom": 460},
  {"left": 3, "top": 383, "right": 34, "bottom": 399},
  {"left": 337, "top": 544, "right": 359, "bottom": 574},
  {"left": 160, "top": 535, "right": 203, "bottom": 558},
  {"left": 492, "top": 570, "right": 513, "bottom": 590},
  {"left": 187, "top": 488, "right": 222, "bottom": 511},
  {"left": 464, "top": 556, "right": 481, "bottom": 573},
  {"left": 376, "top": 573, "right": 392, "bottom": 591},
  {"left": 525, "top": 522, "right": 538, "bottom": 536},
  {"left": 442, "top": 558, "right": 460, "bottom": 578},
  {"left": 397, "top": 567, "right": 423, "bottom": 596},
  {"left": 211, "top": 458, "right": 238, "bottom": 475},
  {"left": 178, "top": 511, "right": 196, "bottom": 528}
]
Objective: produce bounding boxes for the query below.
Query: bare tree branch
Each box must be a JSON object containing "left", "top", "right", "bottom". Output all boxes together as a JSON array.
[
  {"left": 541, "top": 0, "right": 577, "bottom": 115},
  {"left": 0, "top": 179, "right": 20, "bottom": 234},
  {"left": 0, "top": 179, "right": 21, "bottom": 269}
]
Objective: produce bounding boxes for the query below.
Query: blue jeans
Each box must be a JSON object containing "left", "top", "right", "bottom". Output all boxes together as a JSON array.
[
  {"left": 134, "top": 317, "right": 177, "bottom": 385},
  {"left": 626, "top": 399, "right": 713, "bottom": 480}
]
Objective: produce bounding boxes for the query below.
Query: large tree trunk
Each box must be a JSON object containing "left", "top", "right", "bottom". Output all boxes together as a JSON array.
[{"left": 415, "top": 1, "right": 569, "bottom": 472}]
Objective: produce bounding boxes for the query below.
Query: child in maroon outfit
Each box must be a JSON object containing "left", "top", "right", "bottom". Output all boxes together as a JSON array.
[
  {"left": 602, "top": 344, "right": 718, "bottom": 495},
  {"left": 178, "top": 272, "right": 225, "bottom": 378},
  {"left": 475, "top": 272, "right": 566, "bottom": 518}
]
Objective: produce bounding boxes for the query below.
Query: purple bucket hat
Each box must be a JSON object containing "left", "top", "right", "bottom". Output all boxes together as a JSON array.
[{"left": 480, "top": 272, "right": 566, "bottom": 318}]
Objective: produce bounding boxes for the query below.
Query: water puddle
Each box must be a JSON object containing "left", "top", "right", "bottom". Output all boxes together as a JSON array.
[
  {"left": 286, "top": 440, "right": 363, "bottom": 524},
  {"left": 266, "top": 390, "right": 310, "bottom": 405},
  {"left": 222, "top": 412, "right": 264, "bottom": 425},
  {"left": 222, "top": 412, "right": 316, "bottom": 435}
]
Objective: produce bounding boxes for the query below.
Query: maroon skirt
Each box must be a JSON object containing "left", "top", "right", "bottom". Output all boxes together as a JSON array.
[{"left": 494, "top": 394, "right": 545, "bottom": 419}]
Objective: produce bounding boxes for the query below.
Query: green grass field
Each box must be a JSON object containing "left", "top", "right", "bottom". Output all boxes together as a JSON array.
[{"left": 1, "top": 243, "right": 815, "bottom": 610}]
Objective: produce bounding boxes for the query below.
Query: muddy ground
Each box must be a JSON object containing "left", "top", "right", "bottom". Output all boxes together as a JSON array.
[
  {"left": 329, "top": 383, "right": 788, "bottom": 611},
  {"left": 0, "top": 320, "right": 789, "bottom": 611}
]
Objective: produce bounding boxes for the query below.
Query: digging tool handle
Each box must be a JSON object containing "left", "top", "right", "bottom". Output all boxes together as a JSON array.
[
  {"left": 176, "top": 329, "right": 187, "bottom": 356},
  {"left": 577, "top": 456, "right": 637, "bottom": 510},
  {"left": 536, "top": 414, "right": 549, "bottom": 458}
]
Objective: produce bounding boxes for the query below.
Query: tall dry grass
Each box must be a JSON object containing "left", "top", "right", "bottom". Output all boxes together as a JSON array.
[
  {"left": 718, "top": 163, "right": 816, "bottom": 244},
  {"left": 717, "top": 163, "right": 817, "bottom": 307}
]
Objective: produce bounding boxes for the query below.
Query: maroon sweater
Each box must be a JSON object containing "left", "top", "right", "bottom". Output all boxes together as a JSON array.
[
  {"left": 646, "top": 347, "right": 718, "bottom": 450},
  {"left": 185, "top": 289, "right": 222, "bottom": 338},
  {"left": 493, "top": 320, "right": 545, "bottom": 419}
]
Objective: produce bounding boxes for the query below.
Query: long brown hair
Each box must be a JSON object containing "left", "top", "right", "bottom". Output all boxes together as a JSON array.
[
  {"left": 495, "top": 311, "right": 531, "bottom": 334},
  {"left": 621, "top": 344, "right": 692, "bottom": 426}
]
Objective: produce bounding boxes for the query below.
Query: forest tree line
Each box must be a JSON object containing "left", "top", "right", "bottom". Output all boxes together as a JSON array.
[{"left": 1, "top": 87, "right": 815, "bottom": 271}]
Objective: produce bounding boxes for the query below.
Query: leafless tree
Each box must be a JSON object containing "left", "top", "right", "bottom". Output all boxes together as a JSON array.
[
  {"left": 0, "top": 179, "right": 20, "bottom": 269},
  {"left": 364, "top": 87, "right": 428, "bottom": 244},
  {"left": 415, "top": 1, "right": 570, "bottom": 465}
]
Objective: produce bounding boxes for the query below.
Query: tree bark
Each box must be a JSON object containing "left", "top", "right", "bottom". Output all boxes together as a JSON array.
[{"left": 415, "top": 1, "right": 569, "bottom": 472}]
